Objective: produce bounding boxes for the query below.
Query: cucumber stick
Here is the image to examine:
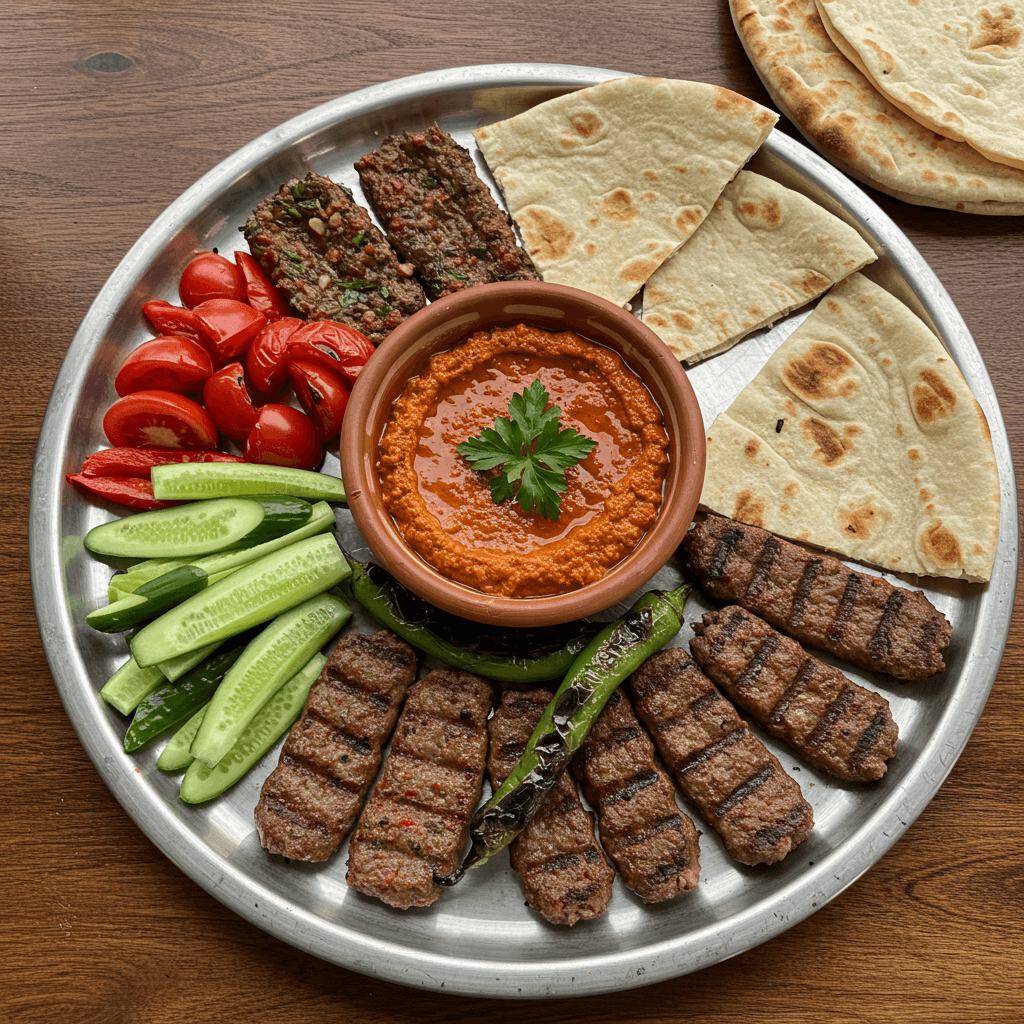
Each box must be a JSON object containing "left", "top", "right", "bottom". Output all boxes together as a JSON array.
[
  {"left": 88, "top": 565, "right": 227, "bottom": 633},
  {"left": 190, "top": 593, "right": 349, "bottom": 767},
  {"left": 109, "top": 558, "right": 186, "bottom": 602},
  {"left": 129, "top": 533, "right": 350, "bottom": 667},
  {"left": 100, "top": 656, "right": 165, "bottom": 716},
  {"left": 152, "top": 462, "right": 345, "bottom": 503},
  {"left": 179, "top": 653, "right": 327, "bottom": 804},
  {"left": 156, "top": 704, "right": 207, "bottom": 773},
  {"left": 156, "top": 640, "right": 223, "bottom": 682}
]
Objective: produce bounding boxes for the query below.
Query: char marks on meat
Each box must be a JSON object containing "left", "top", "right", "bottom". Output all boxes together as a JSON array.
[
  {"left": 254, "top": 629, "right": 418, "bottom": 862},
  {"left": 346, "top": 668, "right": 493, "bottom": 909},
  {"left": 488, "top": 688, "right": 614, "bottom": 926},
  {"left": 690, "top": 607, "right": 898, "bottom": 783},
  {"left": 355, "top": 124, "right": 539, "bottom": 299},
  {"left": 630, "top": 648, "right": 813, "bottom": 866},
  {"left": 571, "top": 689, "right": 700, "bottom": 903},
  {"left": 685, "top": 514, "right": 951, "bottom": 681},
  {"left": 242, "top": 170, "right": 426, "bottom": 345}
]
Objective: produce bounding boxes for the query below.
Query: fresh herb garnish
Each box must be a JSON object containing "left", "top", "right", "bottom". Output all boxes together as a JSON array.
[{"left": 456, "top": 380, "right": 596, "bottom": 521}]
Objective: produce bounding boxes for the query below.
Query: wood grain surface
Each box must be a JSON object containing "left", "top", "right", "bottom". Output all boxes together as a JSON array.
[{"left": 4, "top": 2, "right": 1021, "bottom": 1021}]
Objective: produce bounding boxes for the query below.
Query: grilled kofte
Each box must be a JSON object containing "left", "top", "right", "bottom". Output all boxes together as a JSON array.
[
  {"left": 346, "top": 668, "right": 493, "bottom": 909},
  {"left": 488, "top": 688, "right": 614, "bottom": 926},
  {"left": 684, "top": 514, "right": 951, "bottom": 681},
  {"left": 629, "top": 648, "right": 813, "bottom": 866},
  {"left": 690, "top": 607, "right": 899, "bottom": 783},
  {"left": 241, "top": 171, "right": 426, "bottom": 345},
  {"left": 254, "top": 630, "right": 418, "bottom": 862},
  {"left": 571, "top": 688, "right": 700, "bottom": 903},
  {"left": 355, "top": 123, "right": 539, "bottom": 299}
]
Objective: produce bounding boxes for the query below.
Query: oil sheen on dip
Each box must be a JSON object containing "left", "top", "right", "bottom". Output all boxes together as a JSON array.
[{"left": 377, "top": 323, "right": 669, "bottom": 598}]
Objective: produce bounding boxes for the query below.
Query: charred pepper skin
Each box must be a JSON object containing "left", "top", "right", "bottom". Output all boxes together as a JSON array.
[
  {"left": 343, "top": 557, "right": 600, "bottom": 683},
  {"left": 437, "top": 584, "right": 691, "bottom": 884}
]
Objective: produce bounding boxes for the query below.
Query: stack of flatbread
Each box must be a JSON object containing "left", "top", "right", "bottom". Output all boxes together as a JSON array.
[{"left": 731, "top": 0, "right": 1024, "bottom": 214}]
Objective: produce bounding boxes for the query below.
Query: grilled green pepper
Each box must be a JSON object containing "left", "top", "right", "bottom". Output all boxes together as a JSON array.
[
  {"left": 344, "top": 557, "right": 600, "bottom": 683},
  {"left": 438, "top": 583, "right": 690, "bottom": 883}
]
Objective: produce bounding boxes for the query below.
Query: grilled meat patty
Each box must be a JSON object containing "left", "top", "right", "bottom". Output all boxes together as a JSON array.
[
  {"left": 241, "top": 170, "right": 426, "bottom": 345},
  {"left": 254, "top": 629, "right": 418, "bottom": 862},
  {"left": 684, "top": 514, "right": 951, "bottom": 681},
  {"left": 355, "top": 123, "right": 539, "bottom": 299},
  {"left": 571, "top": 688, "right": 700, "bottom": 903},
  {"left": 488, "top": 688, "right": 614, "bottom": 926},
  {"left": 629, "top": 648, "right": 813, "bottom": 866},
  {"left": 690, "top": 607, "right": 899, "bottom": 783},
  {"left": 346, "top": 668, "right": 493, "bottom": 909}
]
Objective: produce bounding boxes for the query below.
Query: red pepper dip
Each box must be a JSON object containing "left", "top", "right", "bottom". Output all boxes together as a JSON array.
[{"left": 377, "top": 323, "right": 670, "bottom": 598}]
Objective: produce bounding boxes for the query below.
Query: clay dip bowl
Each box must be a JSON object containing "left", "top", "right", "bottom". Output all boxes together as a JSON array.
[{"left": 340, "top": 281, "right": 706, "bottom": 627}]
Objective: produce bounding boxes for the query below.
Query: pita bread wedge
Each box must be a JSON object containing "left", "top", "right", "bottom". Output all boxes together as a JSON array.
[
  {"left": 641, "top": 170, "right": 877, "bottom": 363},
  {"left": 473, "top": 77, "right": 778, "bottom": 307},
  {"left": 816, "top": 0, "right": 1024, "bottom": 170},
  {"left": 700, "top": 272, "right": 1000, "bottom": 581},
  {"left": 730, "top": 0, "right": 1024, "bottom": 213}
]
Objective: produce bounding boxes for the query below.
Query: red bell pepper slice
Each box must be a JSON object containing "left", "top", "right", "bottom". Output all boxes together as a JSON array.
[
  {"left": 234, "top": 251, "right": 291, "bottom": 321},
  {"left": 80, "top": 447, "right": 244, "bottom": 478},
  {"left": 66, "top": 472, "right": 179, "bottom": 511},
  {"left": 284, "top": 320, "right": 375, "bottom": 385}
]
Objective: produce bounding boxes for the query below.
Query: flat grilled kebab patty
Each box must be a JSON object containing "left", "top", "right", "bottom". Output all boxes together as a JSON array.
[
  {"left": 254, "top": 629, "right": 418, "bottom": 862},
  {"left": 571, "top": 688, "right": 700, "bottom": 903},
  {"left": 684, "top": 514, "right": 951, "bottom": 681},
  {"left": 355, "top": 123, "right": 539, "bottom": 300},
  {"left": 488, "top": 688, "right": 614, "bottom": 926},
  {"left": 630, "top": 648, "right": 813, "bottom": 866},
  {"left": 690, "top": 607, "right": 899, "bottom": 783},
  {"left": 242, "top": 171, "right": 426, "bottom": 345},
  {"left": 346, "top": 668, "right": 493, "bottom": 909}
]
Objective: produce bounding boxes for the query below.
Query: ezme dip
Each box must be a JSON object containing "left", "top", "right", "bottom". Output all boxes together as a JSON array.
[{"left": 377, "top": 323, "right": 669, "bottom": 598}]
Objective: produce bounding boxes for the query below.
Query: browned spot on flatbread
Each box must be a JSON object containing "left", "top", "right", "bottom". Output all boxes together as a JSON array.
[
  {"left": 560, "top": 137, "right": 579, "bottom": 150},
  {"left": 733, "top": 490, "right": 765, "bottom": 527},
  {"left": 570, "top": 112, "right": 601, "bottom": 138},
  {"left": 942, "top": 111, "right": 966, "bottom": 127},
  {"left": 908, "top": 448, "right": 921, "bottom": 461},
  {"left": 643, "top": 169, "right": 659, "bottom": 182},
  {"left": 671, "top": 310, "right": 696, "bottom": 331},
  {"left": 618, "top": 255, "right": 664, "bottom": 285},
  {"left": 784, "top": 481, "right": 799, "bottom": 498},
  {"left": 913, "top": 368, "right": 958, "bottom": 424},
  {"left": 744, "top": 439, "right": 760, "bottom": 459},
  {"left": 737, "top": 199, "right": 782, "bottom": 227},
  {"left": 919, "top": 487, "right": 932, "bottom": 503},
  {"left": 909, "top": 90, "right": 938, "bottom": 109},
  {"left": 970, "top": 6, "right": 1022, "bottom": 52},
  {"left": 802, "top": 417, "right": 847, "bottom": 465},
  {"left": 797, "top": 270, "right": 832, "bottom": 296},
  {"left": 840, "top": 502, "right": 879, "bottom": 538},
  {"left": 920, "top": 520, "right": 964, "bottom": 568},
  {"left": 601, "top": 189, "right": 637, "bottom": 224},
  {"left": 783, "top": 343, "right": 858, "bottom": 400},
  {"left": 713, "top": 86, "right": 751, "bottom": 115},
  {"left": 863, "top": 39, "right": 896, "bottom": 75},
  {"left": 519, "top": 207, "right": 575, "bottom": 262},
  {"left": 675, "top": 206, "right": 703, "bottom": 234}
]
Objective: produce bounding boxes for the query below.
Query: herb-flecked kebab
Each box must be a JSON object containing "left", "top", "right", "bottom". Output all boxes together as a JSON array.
[
  {"left": 435, "top": 582, "right": 691, "bottom": 885},
  {"left": 343, "top": 556, "right": 601, "bottom": 683}
]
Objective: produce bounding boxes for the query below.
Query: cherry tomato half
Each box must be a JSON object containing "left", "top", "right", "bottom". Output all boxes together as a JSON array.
[
  {"left": 192, "top": 298, "right": 267, "bottom": 364},
  {"left": 246, "top": 317, "right": 304, "bottom": 397},
  {"left": 179, "top": 251, "right": 246, "bottom": 308},
  {"left": 287, "top": 359, "right": 350, "bottom": 441},
  {"left": 141, "top": 300, "right": 213, "bottom": 348},
  {"left": 103, "top": 390, "right": 219, "bottom": 450},
  {"left": 202, "top": 361, "right": 260, "bottom": 443},
  {"left": 285, "top": 320, "right": 375, "bottom": 385},
  {"left": 244, "top": 404, "right": 322, "bottom": 470},
  {"left": 114, "top": 335, "right": 214, "bottom": 396},
  {"left": 234, "top": 251, "right": 291, "bottom": 321}
]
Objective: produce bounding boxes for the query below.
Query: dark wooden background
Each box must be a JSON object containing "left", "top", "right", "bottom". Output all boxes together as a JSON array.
[{"left": 4, "top": 2, "right": 1021, "bottom": 1021}]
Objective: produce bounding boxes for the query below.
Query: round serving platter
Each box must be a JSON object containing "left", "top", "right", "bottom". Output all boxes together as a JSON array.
[{"left": 29, "top": 63, "right": 1018, "bottom": 998}]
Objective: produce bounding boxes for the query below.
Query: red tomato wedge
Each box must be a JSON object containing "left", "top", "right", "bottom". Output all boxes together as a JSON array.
[
  {"left": 287, "top": 359, "right": 350, "bottom": 441},
  {"left": 141, "top": 300, "right": 213, "bottom": 348},
  {"left": 244, "top": 404, "right": 322, "bottom": 470},
  {"left": 192, "top": 299, "right": 267, "bottom": 363},
  {"left": 202, "top": 362, "right": 260, "bottom": 443},
  {"left": 179, "top": 251, "right": 246, "bottom": 307},
  {"left": 234, "top": 251, "right": 291, "bottom": 321},
  {"left": 284, "top": 320, "right": 374, "bottom": 385},
  {"left": 103, "top": 390, "right": 219, "bottom": 450},
  {"left": 114, "top": 335, "right": 214, "bottom": 396},
  {"left": 246, "top": 317, "right": 304, "bottom": 396}
]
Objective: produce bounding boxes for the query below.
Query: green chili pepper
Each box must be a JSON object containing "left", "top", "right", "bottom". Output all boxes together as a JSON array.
[
  {"left": 436, "top": 583, "right": 690, "bottom": 883},
  {"left": 343, "top": 558, "right": 601, "bottom": 683}
]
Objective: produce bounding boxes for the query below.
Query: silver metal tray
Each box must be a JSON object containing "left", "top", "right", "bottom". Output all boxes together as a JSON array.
[{"left": 29, "top": 64, "right": 1018, "bottom": 999}]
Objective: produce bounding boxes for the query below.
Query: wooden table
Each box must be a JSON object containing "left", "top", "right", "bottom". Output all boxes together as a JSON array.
[{"left": 5, "top": 2, "right": 1021, "bottom": 1020}]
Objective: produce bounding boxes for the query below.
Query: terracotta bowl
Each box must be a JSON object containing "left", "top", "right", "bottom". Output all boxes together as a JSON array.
[{"left": 340, "top": 281, "right": 706, "bottom": 627}]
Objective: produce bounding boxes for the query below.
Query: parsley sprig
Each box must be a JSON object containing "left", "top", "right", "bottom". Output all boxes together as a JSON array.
[{"left": 456, "top": 379, "right": 596, "bottom": 521}]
